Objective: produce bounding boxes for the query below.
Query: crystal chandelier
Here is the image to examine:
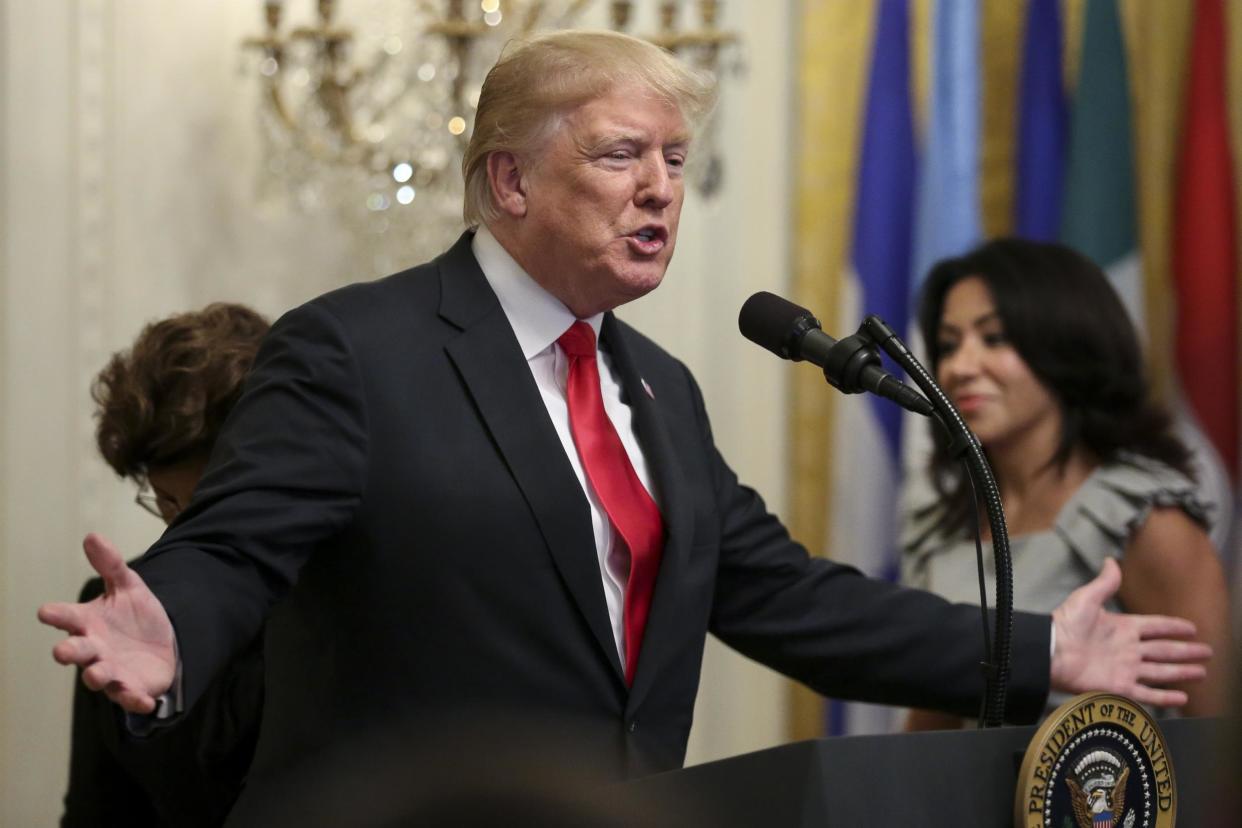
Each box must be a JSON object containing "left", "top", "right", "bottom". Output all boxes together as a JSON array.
[{"left": 243, "top": 0, "right": 741, "bottom": 274}]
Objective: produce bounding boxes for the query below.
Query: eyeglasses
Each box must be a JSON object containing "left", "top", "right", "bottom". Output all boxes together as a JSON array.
[{"left": 135, "top": 486, "right": 182, "bottom": 522}]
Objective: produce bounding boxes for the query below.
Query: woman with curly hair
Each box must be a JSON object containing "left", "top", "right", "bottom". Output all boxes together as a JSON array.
[
  {"left": 901, "top": 238, "right": 1231, "bottom": 730},
  {"left": 63, "top": 303, "right": 269, "bottom": 826},
  {"left": 93, "top": 302, "right": 271, "bottom": 524}
]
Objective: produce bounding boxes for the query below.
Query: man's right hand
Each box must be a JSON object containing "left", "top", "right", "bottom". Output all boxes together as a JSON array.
[{"left": 38, "top": 533, "right": 176, "bottom": 714}]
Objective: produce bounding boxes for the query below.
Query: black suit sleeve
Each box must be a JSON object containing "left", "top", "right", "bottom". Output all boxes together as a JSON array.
[
  {"left": 682, "top": 365, "right": 1050, "bottom": 723},
  {"left": 135, "top": 301, "right": 369, "bottom": 712}
]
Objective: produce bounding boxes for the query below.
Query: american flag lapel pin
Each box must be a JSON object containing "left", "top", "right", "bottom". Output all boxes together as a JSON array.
[{"left": 641, "top": 377, "right": 655, "bottom": 400}]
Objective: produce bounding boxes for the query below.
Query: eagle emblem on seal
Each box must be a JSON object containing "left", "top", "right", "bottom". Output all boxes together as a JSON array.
[{"left": 1066, "top": 748, "right": 1132, "bottom": 828}]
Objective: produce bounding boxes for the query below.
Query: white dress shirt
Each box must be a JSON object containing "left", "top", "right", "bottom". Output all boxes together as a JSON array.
[{"left": 472, "top": 226, "right": 660, "bottom": 665}]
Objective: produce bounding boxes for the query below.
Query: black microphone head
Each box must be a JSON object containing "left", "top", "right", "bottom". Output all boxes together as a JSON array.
[{"left": 739, "top": 291, "right": 822, "bottom": 361}]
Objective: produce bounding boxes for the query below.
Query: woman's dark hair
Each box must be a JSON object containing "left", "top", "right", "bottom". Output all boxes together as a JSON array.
[
  {"left": 92, "top": 303, "right": 270, "bottom": 482},
  {"left": 916, "top": 237, "right": 1193, "bottom": 538}
]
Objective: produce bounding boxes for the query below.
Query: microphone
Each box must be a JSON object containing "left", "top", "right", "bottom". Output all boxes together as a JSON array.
[{"left": 739, "top": 291, "right": 934, "bottom": 417}]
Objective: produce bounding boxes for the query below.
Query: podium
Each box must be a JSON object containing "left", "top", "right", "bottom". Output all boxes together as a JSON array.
[{"left": 626, "top": 717, "right": 1224, "bottom": 826}]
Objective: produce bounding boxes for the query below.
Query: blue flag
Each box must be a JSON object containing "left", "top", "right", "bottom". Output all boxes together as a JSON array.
[
  {"left": 911, "top": 0, "right": 982, "bottom": 287},
  {"left": 1014, "top": 0, "right": 1067, "bottom": 239},
  {"left": 853, "top": 0, "right": 916, "bottom": 462},
  {"left": 826, "top": 0, "right": 916, "bottom": 738}
]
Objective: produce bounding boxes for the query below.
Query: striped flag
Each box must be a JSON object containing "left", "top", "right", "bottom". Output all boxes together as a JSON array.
[
  {"left": 1173, "top": 0, "right": 1238, "bottom": 483},
  {"left": 1013, "top": 0, "right": 1067, "bottom": 240},
  {"left": 910, "top": 0, "right": 982, "bottom": 287},
  {"left": 1060, "top": 0, "right": 1142, "bottom": 327},
  {"left": 826, "top": 0, "right": 916, "bottom": 737}
]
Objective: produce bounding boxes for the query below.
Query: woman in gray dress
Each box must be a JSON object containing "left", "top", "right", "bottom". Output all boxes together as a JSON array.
[{"left": 902, "top": 238, "right": 1230, "bottom": 728}]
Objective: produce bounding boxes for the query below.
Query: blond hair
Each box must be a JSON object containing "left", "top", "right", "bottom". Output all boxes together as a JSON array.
[{"left": 461, "top": 30, "right": 716, "bottom": 227}]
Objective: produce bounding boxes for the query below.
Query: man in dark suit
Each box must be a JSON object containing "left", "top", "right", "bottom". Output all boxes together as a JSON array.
[{"left": 40, "top": 30, "right": 1211, "bottom": 815}]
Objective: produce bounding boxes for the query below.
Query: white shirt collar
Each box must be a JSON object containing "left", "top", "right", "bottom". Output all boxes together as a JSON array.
[{"left": 472, "top": 225, "right": 603, "bottom": 358}]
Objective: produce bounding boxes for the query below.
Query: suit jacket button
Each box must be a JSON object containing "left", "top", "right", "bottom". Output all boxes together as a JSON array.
[{"left": 627, "top": 720, "right": 639, "bottom": 733}]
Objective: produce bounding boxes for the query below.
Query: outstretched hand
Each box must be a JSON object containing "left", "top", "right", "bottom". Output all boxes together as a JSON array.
[
  {"left": 37, "top": 533, "right": 176, "bottom": 714},
  {"left": 1050, "top": 557, "right": 1211, "bottom": 708}
]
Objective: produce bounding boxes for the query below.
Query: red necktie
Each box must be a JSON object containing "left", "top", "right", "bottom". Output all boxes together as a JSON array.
[{"left": 558, "top": 321, "right": 664, "bottom": 687}]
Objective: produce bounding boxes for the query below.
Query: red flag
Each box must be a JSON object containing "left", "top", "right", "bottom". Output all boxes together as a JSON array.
[{"left": 1173, "top": 0, "right": 1239, "bottom": 479}]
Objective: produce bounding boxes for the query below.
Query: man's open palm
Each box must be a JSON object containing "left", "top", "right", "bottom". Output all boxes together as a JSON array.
[
  {"left": 1050, "top": 558, "right": 1211, "bottom": 708},
  {"left": 38, "top": 533, "right": 176, "bottom": 714}
]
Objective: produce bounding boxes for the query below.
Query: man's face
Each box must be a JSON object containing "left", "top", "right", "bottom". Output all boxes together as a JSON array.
[{"left": 512, "top": 85, "right": 689, "bottom": 318}]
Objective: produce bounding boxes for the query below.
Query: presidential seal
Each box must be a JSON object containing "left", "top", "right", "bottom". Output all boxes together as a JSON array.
[{"left": 1014, "top": 693, "right": 1176, "bottom": 828}]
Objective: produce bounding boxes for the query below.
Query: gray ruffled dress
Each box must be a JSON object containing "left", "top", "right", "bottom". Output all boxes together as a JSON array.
[{"left": 901, "top": 453, "right": 1212, "bottom": 714}]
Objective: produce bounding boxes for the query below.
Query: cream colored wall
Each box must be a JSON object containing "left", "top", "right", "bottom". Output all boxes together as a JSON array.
[{"left": 0, "top": 2, "right": 794, "bottom": 822}]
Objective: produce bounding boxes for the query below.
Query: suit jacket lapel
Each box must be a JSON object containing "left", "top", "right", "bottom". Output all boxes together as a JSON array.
[
  {"left": 600, "top": 314, "right": 695, "bottom": 711},
  {"left": 437, "top": 234, "right": 625, "bottom": 683}
]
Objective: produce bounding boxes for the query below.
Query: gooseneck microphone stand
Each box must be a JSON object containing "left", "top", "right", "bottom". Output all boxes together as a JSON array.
[{"left": 852, "top": 315, "right": 1014, "bottom": 729}]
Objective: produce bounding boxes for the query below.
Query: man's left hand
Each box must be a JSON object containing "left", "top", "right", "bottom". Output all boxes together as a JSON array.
[{"left": 1049, "top": 557, "right": 1211, "bottom": 707}]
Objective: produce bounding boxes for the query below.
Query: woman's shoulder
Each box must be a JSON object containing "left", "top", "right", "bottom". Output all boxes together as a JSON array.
[
  {"left": 1076, "top": 453, "right": 1210, "bottom": 527},
  {"left": 1054, "top": 452, "right": 1213, "bottom": 567}
]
